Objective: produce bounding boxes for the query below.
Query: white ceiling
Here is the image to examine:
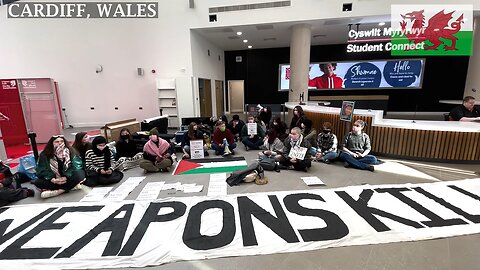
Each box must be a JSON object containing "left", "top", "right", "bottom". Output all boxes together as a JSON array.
[
  {"left": 192, "top": 15, "right": 393, "bottom": 51},
  {"left": 192, "top": 11, "right": 480, "bottom": 51}
]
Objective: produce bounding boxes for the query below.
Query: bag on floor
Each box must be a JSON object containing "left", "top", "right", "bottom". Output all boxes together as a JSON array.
[
  {"left": 258, "top": 156, "right": 280, "bottom": 172},
  {"left": 226, "top": 162, "right": 263, "bottom": 186},
  {"left": 17, "top": 154, "right": 38, "bottom": 181}
]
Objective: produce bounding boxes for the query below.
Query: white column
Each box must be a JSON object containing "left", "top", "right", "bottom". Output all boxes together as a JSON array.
[
  {"left": 464, "top": 17, "right": 480, "bottom": 99},
  {"left": 289, "top": 24, "right": 311, "bottom": 103}
]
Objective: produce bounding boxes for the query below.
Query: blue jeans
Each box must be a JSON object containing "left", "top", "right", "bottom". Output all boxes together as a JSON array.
[
  {"left": 339, "top": 152, "right": 377, "bottom": 170},
  {"left": 323, "top": 151, "right": 338, "bottom": 162},
  {"left": 212, "top": 142, "right": 237, "bottom": 155},
  {"left": 242, "top": 137, "right": 263, "bottom": 150}
]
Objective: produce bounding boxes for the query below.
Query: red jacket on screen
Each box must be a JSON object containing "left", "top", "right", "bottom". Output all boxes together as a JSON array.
[{"left": 309, "top": 74, "right": 343, "bottom": 89}]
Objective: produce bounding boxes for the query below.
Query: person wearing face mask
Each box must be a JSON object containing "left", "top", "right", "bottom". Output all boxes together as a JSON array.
[
  {"left": 72, "top": 131, "right": 92, "bottom": 165},
  {"left": 84, "top": 136, "right": 124, "bottom": 186},
  {"left": 139, "top": 128, "right": 173, "bottom": 172},
  {"left": 34, "top": 135, "right": 85, "bottom": 199},
  {"left": 182, "top": 122, "right": 209, "bottom": 159},
  {"left": 270, "top": 116, "right": 288, "bottom": 141},
  {"left": 212, "top": 121, "right": 236, "bottom": 155},
  {"left": 115, "top": 128, "right": 143, "bottom": 171},
  {"left": 314, "top": 122, "right": 338, "bottom": 164},
  {"left": 278, "top": 127, "right": 312, "bottom": 171},
  {"left": 300, "top": 118, "right": 317, "bottom": 148},
  {"left": 338, "top": 120, "right": 377, "bottom": 172},
  {"left": 240, "top": 115, "right": 265, "bottom": 151},
  {"left": 289, "top": 105, "right": 306, "bottom": 130},
  {"left": 228, "top": 115, "right": 245, "bottom": 142}
]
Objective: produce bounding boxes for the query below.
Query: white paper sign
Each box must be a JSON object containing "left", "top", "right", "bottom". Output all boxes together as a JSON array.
[
  {"left": 190, "top": 139, "right": 204, "bottom": 159},
  {"left": 207, "top": 173, "right": 227, "bottom": 196},
  {"left": 288, "top": 146, "right": 308, "bottom": 160},
  {"left": 247, "top": 123, "right": 257, "bottom": 135},
  {"left": 79, "top": 187, "right": 113, "bottom": 202},
  {"left": 136, "top": 182, "right": 165, "bottom": 201},
  {"left": 301, "top": 176, "right": 325, "bottom": 186}
]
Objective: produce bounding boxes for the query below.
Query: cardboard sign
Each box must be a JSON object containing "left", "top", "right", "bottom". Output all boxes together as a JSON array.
[
  {"left": 190, "top": 139, "right": 204, "bottom": 159},
  {"left": 288, "top": 146, "right": 308, "bottom": 160},
  {"left": 247, "top": 123, "right": 257, "bottom": 135},
  {"left": 340, "top": 101, "right": 355, "bottom": 122}
]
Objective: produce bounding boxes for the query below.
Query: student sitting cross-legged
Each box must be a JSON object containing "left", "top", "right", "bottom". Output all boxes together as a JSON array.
[
  {"left": 278, "top": 127, "right": 312, "bottom": 171},
  {"left": 139, "top": 128, "right": 173, "bottom": 172},
  {"left": 211, "top": 121, "right": 237, "bottom": 156},
  {"left": 33, "top": 135, "right": 85, "bottom": 199},
  {"left": 241, "top": 115, "right": 265, "bottom": 151},
  {"left": 338, "top": 120, "right": 377, "bottom": 172},
  {"left": 115, "top": 128, "right": 143, "bottom": 171},
  {"left": 84, "top": 136, "right": 124, "bottom": 186},
  {"left": 182, "top": 122, "right": 209, "bottom": 159}
]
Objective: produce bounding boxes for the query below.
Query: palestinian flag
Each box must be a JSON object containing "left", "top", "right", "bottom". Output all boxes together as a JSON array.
[{"left": 173, "top": 156, "right": 248, "bottom": 175}]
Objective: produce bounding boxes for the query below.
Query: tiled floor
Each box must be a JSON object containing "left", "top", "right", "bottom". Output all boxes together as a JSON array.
[{"left": 6, "top": 127, "right": 480, "bottom": 270}]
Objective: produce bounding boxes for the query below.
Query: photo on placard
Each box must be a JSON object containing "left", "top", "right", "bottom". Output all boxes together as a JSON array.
[{"left": 340, "top": 101, "right": 355, "bottom": 122}]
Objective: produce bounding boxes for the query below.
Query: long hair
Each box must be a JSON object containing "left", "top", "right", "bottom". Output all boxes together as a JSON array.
[
  {"left": 187, "top": 122, "right": 197, "bottom": 140},
  {"left": 118, "top": 128, "right": 131, "bottom": 141},
  {"left": 42, "top": 135, "right": 74, "bottom": 159},
  {"left": 266, "top": 129, "right": 278, "bottom": 144}
]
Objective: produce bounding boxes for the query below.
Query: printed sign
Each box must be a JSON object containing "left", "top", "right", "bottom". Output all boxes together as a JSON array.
[
  {"left": 1, "top": 80, "right": 17, "bottom": 90},
  {"left": 247, "top": 123, "right": 257, "bottom": 136},
  {"left": 21, "top": 79, "right": 36, "bottom": 89},
  {"left": 288, "top": 146, "right": 308, "bottom": 160},
  {"left": 340, "top": 101, "right": 355, "bottom": 122},
  {"left": 189, "top": 139, "right": 204, "bottom": 159}
]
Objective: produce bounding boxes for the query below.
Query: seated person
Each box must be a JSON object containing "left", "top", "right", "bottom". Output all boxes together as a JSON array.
[
  {"left": 271, "top": 116, "right": 288, "bottom": 141},
  {"left": 84, "top": 136, "right": 124, "bottom": 187},
  {"left": 115, "top": 128, "right": 143, "bottom": 171},
  {"left": 33, "top": 135, "right": 85, "bottom": 199},
  {"left": 228, "top": 114, "right": 245, "bottom": 141},
  {"left": 338, "top": 120, "right": 377, "bottom": 172},
  {"left": 300, "top": 118, "right": 317, "bottom": 148},
  {"left": 314, "top": 122, "right": 338, "bottom": 163},
  {"left": 449, "top": 96, "right": 480, "bottom": 122},
  {"left": 258, "top": 129, "right": 285, "bottom": 161},
  {"left": 212, "top": 121, "right": 237, "bottom": 155},
  {"left": 0, "top": 161, "right": 34, "bottom": 206},
  {"left": 139, "top": 128, "right": 173, "bottom": 173},
  {"left": 279, "top": 127, "right": 312, "bottom": 171},
  {"left": 72, "top": 131, "right": 91, "bottom": 165},
  {"left": 182, "top": 122, "right": 209, "bottom": 159},
  {"left": 241, "top": 115, "right": 265, "bottom": 151}
]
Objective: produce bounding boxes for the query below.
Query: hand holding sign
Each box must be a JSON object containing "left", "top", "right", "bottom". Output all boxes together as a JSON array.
[{"left": 288, "top": 146, "right": 308, "bottom": 160}]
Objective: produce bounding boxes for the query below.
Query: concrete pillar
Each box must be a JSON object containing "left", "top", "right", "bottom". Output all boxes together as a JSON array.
[
  {"left": 289, "top": 23, "right": 311, "bottom": 103},
  {"left": 464, "top": 17, "right": 480, "bottom": 99}
]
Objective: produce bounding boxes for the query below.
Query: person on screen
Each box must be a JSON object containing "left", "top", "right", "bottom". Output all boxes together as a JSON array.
[
  {"left": 449, "top": 96, "right": 480, "bottom": 122},
  {"left": 309, "top": 63, "right": 344, "bottom": 89}
]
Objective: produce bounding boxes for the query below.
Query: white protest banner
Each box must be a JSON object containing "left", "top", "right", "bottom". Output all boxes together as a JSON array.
[
  {"left": 0, "top": 179, "right": 479, "bottom": 269},
  {"left": 189, "top": 139, "right": 204, "bottom": 159}
]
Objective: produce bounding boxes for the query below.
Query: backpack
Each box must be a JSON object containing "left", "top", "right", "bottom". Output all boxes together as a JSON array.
[
  {"left": 226, "top": 162, "right": 264, "bottom": 186},
  {"left": 258, "top": 156, "right": 280, "bottom": 172}
]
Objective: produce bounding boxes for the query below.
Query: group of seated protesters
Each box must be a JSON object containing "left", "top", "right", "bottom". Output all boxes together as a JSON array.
[{"left": 180, "top": 105, "right": 378, "bottom": 172}]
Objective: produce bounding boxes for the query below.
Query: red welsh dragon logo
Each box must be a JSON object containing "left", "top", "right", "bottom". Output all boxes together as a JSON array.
[{"left": 400, "top": 9, "right": 464, "bottom": 50}]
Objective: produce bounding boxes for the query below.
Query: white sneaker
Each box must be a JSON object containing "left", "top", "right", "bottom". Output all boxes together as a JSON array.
[
  {"left": 41, "top": 190, "right": 64, "bottom": 199},
  {"left": 72, "top": 184, "right": 84, "bottom": 191}
]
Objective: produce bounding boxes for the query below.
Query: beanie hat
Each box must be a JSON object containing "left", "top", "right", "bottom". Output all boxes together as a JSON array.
[
  {"left": 92, "top": 136, "right": 107, "bottom": 147},
  {"left": 149, "top": 128, "right": 160, "bottom": 136}
]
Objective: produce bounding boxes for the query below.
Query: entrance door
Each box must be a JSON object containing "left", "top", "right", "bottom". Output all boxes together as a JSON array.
[
  {"left": 19, "top": 79, "right": 62, "bottom": 143},
  {"left": 198, "top": 78, "right": 212, "bottom": 117},
  {"left": 215, "top": 80, "right": 224, "bottom": 117},
  {"left": 228, "top": 80, "right": 244, "bottom": 113},
  {"left": 0, "top": 79, "right": 29, "bottom": 147}
]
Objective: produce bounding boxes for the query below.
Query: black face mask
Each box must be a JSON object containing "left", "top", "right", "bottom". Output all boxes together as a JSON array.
[
  {"left": 120, "top": 134, "right": 130, "bottom": 140},
  {"left": 322, "top": 129, "right": 331, "bottom": 134}
]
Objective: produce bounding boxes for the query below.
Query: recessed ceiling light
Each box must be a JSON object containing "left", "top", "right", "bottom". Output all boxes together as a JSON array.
[
  {"left": 243, "top": 39, "right": 248, "bottom": 43},
  {"left": 248, "top": 45, "right": 252, "bottom": 49},
  {"left": 236, "top": 31, "right": 242, "bottom": 35},
  {"left": 378, "top": 22, "right": 386, "bottom": 26}
]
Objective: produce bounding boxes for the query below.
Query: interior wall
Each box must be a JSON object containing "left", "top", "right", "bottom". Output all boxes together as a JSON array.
[
  {"left": 190, "top": 30, "right": 225, "bottom": 118},
  {"left": 225, "top": 44, "right": 470, "bottom": 112}
]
